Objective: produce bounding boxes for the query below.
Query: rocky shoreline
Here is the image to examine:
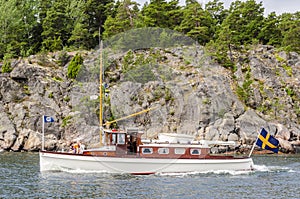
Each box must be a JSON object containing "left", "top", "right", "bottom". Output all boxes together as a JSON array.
[{"left": 0, "top": 45, "right": 300, "bottom": 154}]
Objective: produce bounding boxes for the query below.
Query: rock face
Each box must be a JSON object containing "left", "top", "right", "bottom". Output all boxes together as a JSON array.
[{"left": 0, "top": 45, "right": 299, "bottom": 153}]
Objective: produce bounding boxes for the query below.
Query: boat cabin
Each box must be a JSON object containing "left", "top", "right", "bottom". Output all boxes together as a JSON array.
[
  {"left": 106, "top": 128, "right": 143, "bottom": 155},
  {"left": 83, "top": 128, "right": 142, "bottom": 156},
  {"left": 83, "top": 128, "right": 213, "bottom": 159}
]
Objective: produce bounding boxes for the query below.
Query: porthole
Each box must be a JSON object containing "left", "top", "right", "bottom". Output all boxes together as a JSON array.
[
  {"left": 174, "top": 148, "right": 185, "bottom": 155},
  {"left": 190, "top": 149, "right": 201, "bottom": 155},
  {"left": 142, "top": 148, "right": 153, "bottom": 154},
  {"left": 158, "top": 148, "right": 169, "bottom": 154}
]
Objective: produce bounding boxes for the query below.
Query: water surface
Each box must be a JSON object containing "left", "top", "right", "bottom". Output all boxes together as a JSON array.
[{"left": 1, "top": 152, "right": 299, "bottom": 198}]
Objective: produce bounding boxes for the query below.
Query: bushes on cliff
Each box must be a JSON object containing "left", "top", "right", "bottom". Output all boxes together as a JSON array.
[
  {"left": 67, "top": 54, "right": 83, "bottom": 79},
  {"left": 2, "top": 59, "right": 12, "bottom": 73}
]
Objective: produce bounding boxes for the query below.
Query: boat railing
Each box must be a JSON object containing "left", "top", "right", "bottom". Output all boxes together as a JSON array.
[
  {"left": 198, "top": 140, "right": 236, "bottom": 146},
  {"left": 85, "top": 145, "right": 116, "bottom": 151}
]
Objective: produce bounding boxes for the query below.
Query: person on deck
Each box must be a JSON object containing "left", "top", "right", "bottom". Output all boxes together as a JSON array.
[
  {"left": 69, "top": 145, "right": 75, "bottom": 153},
  {"left": 72, "top": 141, "right": 81, "bottom": 154}
]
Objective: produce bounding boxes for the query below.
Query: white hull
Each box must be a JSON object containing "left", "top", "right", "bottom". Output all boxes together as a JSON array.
[{"left": 40, "top": 152, "right": 254, "bottom": 174}]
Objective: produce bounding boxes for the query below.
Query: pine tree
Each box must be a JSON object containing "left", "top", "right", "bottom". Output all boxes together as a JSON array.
[
  {"left": 42, "top": 0, "right": 71, "bottom": 51},
  {"left": 280, "top": 12, "right": 300, "bottom": 52},
  {"left": 205, "top": 0, "right": 228, "bottom": 32},
  {"left": 207, "top": 25, "right": 235, "bottom": 69},
  {"left": 175, "top": 0, "right": 214, "bottom": 45},
  {"left": 67, "top": 53, "right": 83, "bottom": 79},
  {"left": 84, "top": 0, "right": 115, "bottom": 48},
  {"left": 103, "top": 0, "right": 142, "bottom": 39},
  {"left": 18, "top": 0, "right": 43, "bottom": 56},
  {"left": 0, "top": 0, "right": 23, "bottom": 58},
  {"left": 258, "top": 12, "right": 282, "bottom": 46},
  {"left": 141, "top": 0, "right": 182, "bottom": 29},
  {"left": 68, "top": 0, "right": 90, "bottom": 48},
  {"left": 207, "top": 0, "right": 264, "bottom": 69},
  {"left": 220, "top": 0, "right": 264, "bottom": 45}
]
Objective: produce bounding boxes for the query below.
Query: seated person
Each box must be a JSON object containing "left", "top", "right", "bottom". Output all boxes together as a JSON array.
[{"left": 71, "top": 141, "right": 81, "bottom": 154}]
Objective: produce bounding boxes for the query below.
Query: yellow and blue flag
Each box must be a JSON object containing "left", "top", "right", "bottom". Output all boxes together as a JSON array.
[{"left": 256, "top": 128, "right": 279, "bottom": 153}]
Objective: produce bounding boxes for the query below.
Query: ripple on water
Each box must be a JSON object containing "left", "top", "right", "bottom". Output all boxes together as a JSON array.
[{"left": 1, "top": 153, "right": 300, "bottom": 199}]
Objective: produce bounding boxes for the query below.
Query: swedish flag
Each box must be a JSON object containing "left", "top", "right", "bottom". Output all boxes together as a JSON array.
[{"left": 256, "top": 128, "right": 279, "bottom": 153}]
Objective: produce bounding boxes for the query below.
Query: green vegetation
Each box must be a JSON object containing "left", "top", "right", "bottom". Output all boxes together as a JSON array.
[
  {"left": 48, "top": 92, "right": 53, "bottom": 98},
  {"left": 164, "top": 87, "right": 173, "bottom": 102},
  {"left": 282, "top": 63, "right": 293, "bottom": 77},
  {"left": 285, "top": 87, "right": 296, "bottom": 98},
  {"left": 202, "top": 98, "right": 210, "bottom": 105},
  {"left": 122, "top": 51, "right": 135, "bottom": 72},
  {"left": 122, "top": 51, "right": 166, "bottom": 84},
  {"left": 0, "top": 0, "right": 299, "bottom": 64},
  {"left": 52, "top": 76, "right": 63, "bottom": 82},
  {"left": 236, "top": 68, "right": 253, "bottom": 104},
  {"left": 275, "top": 54, "right": 293, "bottom": 76},
  {"left": 123, "top": 63, "right": 156, "bottom": 84},
  {"left": 23, "top": 85, "right": 30, "bottom": 95},
  {"left": 63, "top": 96, "right": 70, "bottom": 102},
  {"left": 2, "top": 59, "right": 12, "bottom": 73},
  {"left": 67, "top": 54, "right": 83, "bottom": 79},
  {"left": 62, "top": 115, "right": 72, "bottom": 127}
]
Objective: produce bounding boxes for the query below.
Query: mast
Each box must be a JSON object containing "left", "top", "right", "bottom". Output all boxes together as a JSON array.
[{"left": 99, "top": 31, "right": 104, "bottom": 146}]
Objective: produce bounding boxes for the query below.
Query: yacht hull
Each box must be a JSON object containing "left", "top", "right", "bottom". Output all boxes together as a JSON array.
[{"left": 39, "top": 151, "right": 254, "bottom": 174}]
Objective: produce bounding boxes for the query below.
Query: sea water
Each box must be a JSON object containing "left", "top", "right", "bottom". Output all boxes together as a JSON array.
[{"left": 0, "top": 152, "right": 299, "bottom": 199}]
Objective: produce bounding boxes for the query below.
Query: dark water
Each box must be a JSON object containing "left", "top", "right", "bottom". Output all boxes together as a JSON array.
[{"left": 0, "top": 152, "right": 299, "bottom": 199}]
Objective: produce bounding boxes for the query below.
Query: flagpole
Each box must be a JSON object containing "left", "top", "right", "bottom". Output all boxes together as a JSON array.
[
  {"left": 99, "top": 38, "right": 104, "bottom": 147},
  {"left": 248, "top": 130, "right": 260, "bottom": 157},
  {"left": 42, "top": 115, "right": 45, "bottom": 151}
]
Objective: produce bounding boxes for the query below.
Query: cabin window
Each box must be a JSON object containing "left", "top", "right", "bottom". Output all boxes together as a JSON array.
[
  {"left": 142, "top": 148, "right": 153, "bottom": 154},
  {"left": 117, "top": 134, "right": 125, "bottom": 144},
  {"left": 190, "top": 149, "right": 201, "bottom": 155},
  {"left": 174, "top": 148, "right": 185, "bottom": 155},
  {"left": 158, "top": 148, "right": 169, "bottom": 154},
  {"left": 112, "top": 134, "right": 116, "bottom": 144}
]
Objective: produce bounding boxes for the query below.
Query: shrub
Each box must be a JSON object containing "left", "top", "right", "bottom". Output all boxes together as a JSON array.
[
  {"left": 62, "top": 115, "right": 72, "bottom": 127},
  {"left": 2, "top": 60, "right": 12, "bottom": 73},
  {"left": 48, "top": 92, "right": 54, "bottom": 98},
  {"left": 67, "top": 54, "right": 83, "bottom": 79}
]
